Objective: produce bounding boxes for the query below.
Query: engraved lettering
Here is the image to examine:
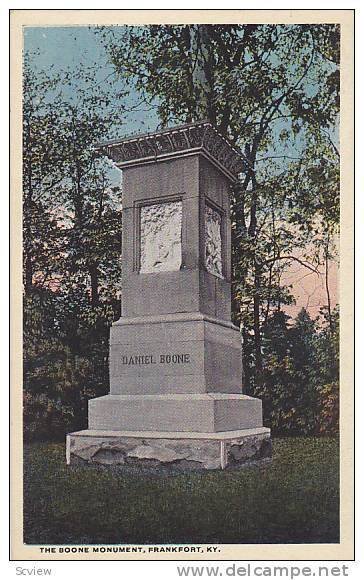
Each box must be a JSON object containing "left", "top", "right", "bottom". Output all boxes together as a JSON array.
[
  {"left": 159, "top": 353, "right": 191, "bottom": 364},
  {"left": 121, "top": 353, "right": 191, "bottom": 365}
]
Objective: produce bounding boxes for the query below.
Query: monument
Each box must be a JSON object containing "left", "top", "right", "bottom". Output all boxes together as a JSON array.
[{"left": 67, "top": 121, "right": 271, "bottom": 469}]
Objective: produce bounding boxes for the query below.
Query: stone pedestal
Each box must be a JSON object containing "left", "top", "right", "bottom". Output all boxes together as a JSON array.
[
  {"left": 67, "top": 121, "right": 271, "bottom": 469},
  {"left": 109, "top": 314, "right": 243, "bottom": 395}
]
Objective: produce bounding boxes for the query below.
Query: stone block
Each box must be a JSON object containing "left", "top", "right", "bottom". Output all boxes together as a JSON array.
[
  {"left": 121, "top": 270, "right": 201, "bottom": 318},
  {"left": 109, "top": 316, "right": 243, "bottom": 395},
  {"left": 88, "top": 394, "right": 263, "bottom": 433}
]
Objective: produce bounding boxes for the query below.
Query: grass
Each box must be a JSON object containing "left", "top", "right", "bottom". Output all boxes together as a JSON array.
[{"left": 23, "top": 437, "right": 339, "bottom": 545}]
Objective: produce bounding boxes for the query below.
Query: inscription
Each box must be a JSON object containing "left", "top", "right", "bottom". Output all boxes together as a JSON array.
[{"left": 121, "top": 353, "right": 191, "bottom": 365}]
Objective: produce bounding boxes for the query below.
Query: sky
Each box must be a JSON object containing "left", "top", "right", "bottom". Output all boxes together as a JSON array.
[
  {"left": 24, "top": 26, "right": 160, "bottom": 137},
  {"left": 24, "top": 25, "right": 338, "bottom": 319},
  {"left": 24, "top": 26, "right": 161, "bottom": 187}
]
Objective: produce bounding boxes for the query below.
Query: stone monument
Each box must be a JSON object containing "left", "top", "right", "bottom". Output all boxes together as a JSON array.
[{"left": 67, "top": 121, "right": 271, "bottom": 469}]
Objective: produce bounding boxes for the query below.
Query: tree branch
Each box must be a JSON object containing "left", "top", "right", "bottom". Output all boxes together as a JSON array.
[{"left": 263, "top": 255, "right": 320, "bottom": 274}]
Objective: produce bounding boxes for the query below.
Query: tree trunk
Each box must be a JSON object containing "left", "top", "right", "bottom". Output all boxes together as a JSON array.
[
  {"left": 324, "top": 235, "right": 333, "bottom": 332},
  {"left": 89, "top": 263, "right": 99, "bottom": 308},
  {"left": 249, "top": 172, "right": 263, "bottom": 379},
  {"left": 24, "top": 252, "right": 33, "bottom": 295},
  {"left": 189, "top": 25, "right": 215, "bottom": 123},
  {"left": 253, "top": 268, "right": 263, "bottom": 377}
]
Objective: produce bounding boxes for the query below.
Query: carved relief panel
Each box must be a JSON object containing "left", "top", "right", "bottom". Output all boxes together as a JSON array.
[
  {"left": 139, "top": 201, "right": 182, "bottom": 274},
  {"left": 205, "top": 204, "right": 224, "bottom": 278}
]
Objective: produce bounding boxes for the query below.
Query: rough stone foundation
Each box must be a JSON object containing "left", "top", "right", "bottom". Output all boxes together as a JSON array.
[{"left": 67, "top": 427, "right": 271, "bottom": 471}]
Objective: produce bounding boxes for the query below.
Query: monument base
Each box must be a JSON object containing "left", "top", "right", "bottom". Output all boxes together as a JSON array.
[
  {"left": 66, "top": 427, "right": 271, "bottom": 470},
  {"left": 88, "top": 393, "right": 263, "bottom": 432}
]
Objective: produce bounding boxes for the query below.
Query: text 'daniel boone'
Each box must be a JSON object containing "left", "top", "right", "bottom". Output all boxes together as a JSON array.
[
  {"left": 140, "top": 201, "right": 182, "bottom": 273},
  {"left": 205, "top": 204, "right": 223, "bottom": 278}
]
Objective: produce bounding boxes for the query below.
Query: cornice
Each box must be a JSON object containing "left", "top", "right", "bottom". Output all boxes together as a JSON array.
[{"left": 97, "top": 121, "right": 247, "bottom": 182}]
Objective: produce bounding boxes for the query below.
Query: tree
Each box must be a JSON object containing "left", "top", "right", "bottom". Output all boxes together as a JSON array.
[
  {"left": 97, "top": 24, "right": 340, "bottom": 388},
  {"left": 23, "top": 54, "right": 66, "bottom": 294},
  {"left": 255, "top": 307, "right": 338, "bottom": 436},
  {"left": 23, "top": 58, "right": 125, "bottom": 439},
  {"left": 23, "top": 27, "right": 340, "bottom": 439},
  {"left": 256, "top": 310, "right": 316, "bottom": 435},
  {"left": 23, "top": 56, "right": 125, "bottom": 303}
]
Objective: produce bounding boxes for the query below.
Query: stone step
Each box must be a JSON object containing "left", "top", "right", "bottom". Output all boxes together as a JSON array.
[{"left": 88, "top": 393, "right": 263, "bottom": 433}]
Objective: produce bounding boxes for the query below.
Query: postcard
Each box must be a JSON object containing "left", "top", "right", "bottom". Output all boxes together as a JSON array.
[{"left": 10, "top": 9, "right": 354, "bottom": 562}]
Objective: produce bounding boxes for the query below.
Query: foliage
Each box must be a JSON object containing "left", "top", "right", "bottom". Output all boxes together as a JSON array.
[
  {"left": 22, "top": 56, "right": 123, "bottom": 440},
  {"left": 23, "top": 54, "right": 124, "bottom": 302},
  {"left": 23, "top": 27, "right": 340, "bottom": 440},
  {"left": 98, "top": 24, "right": 340, "bottom": 378},
  {"left": 315, "top": 307, "right": 340, "bottom": 435},
  {"left": 249, "top": 307, "right": 339, "bottom": 436},
  {"left": 23, "top": 289, "right": 117, "bottom": 441}
]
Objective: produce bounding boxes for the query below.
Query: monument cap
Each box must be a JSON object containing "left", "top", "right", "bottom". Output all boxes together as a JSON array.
[{"left": 97, "top": 120, "right": 247, "bottom": 182}]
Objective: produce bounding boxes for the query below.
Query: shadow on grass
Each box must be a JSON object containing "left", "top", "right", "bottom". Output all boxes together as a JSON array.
[{"left": 23, "top": 437, "right": 339, "bottom": 545}]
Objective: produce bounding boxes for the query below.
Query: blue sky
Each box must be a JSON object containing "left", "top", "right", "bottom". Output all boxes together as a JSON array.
[
  {"left": 24, "top": 26, "right": 161, "bottom": 186},
  {"left": 24, "top": 25, "right": 336, "bottom": 159},
  {"left": 24, "top": 26, "right": 160, "bottom": 137},
  {"left": 23, "top": 25, "right": 334, "bottom": 201},
  {"left": 24, "top": 27, "right": 103, "bottom": 71}
]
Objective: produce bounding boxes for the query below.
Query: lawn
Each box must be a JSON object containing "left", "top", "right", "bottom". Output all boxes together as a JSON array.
[{"left": 23, "top": 437, "right": 339, "bottom": 545}]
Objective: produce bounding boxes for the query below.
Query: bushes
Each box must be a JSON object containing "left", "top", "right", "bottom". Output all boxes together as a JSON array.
[
  {"left": 248, "top": 307, "right": 339, "bottom": 437},
  {"left": 317, "top": 381, "right": 339, "bottom": 436},
  {"left": 23, "top": 289, "right": 116, "bottom": 441},
  {"left": 23, "top": 347, "right": 94, "bottom": 441}
]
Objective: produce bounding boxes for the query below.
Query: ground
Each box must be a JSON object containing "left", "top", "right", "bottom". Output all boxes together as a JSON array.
[{"left": 23, "top": 437, "right": 339, "bottom": 545}]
